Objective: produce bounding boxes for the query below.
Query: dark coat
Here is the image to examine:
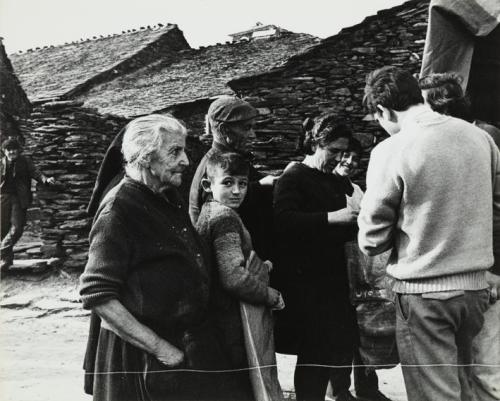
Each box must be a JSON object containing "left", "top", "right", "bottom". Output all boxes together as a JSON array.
[
  {"left": 272, "top": 163, "right": 357, "bottom": 356},
  {"left": 86, "top": 127, "right": 126, "bottom": 216},
  {"left": 0, "top": 155, "right": 44, "bottom": 208},
  {"left": 80, "top": 177, "right": 235, "bottom": 401}
]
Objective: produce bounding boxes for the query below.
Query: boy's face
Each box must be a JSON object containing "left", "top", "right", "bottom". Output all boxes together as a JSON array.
[{"left": 205, "top": 166, "right": 248, "bottom": 209}]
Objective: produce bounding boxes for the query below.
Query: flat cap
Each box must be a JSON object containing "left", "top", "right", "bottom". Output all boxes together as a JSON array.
[{"left": 208, "top": 96, "right": 258, "bottom": 123}]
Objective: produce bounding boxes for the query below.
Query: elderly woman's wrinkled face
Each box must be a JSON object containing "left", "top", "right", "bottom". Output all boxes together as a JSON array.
[
  {"left": 314, "top": 137, "right": 350, "bottom": 174},
  {"left": 149, "top": 131, "right": 189, "bottom": 188},
  {"left": 334, "top": 150, "right": 360, "bottom": 177}
]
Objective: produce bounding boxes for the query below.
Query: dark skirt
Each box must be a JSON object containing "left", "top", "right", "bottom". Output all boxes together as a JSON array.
[
  {"left": 87, "top": 321, "right": 244, "bottom": 401},
  {"left": 274, "top": 276, "right": 357, "bottom": 361}
]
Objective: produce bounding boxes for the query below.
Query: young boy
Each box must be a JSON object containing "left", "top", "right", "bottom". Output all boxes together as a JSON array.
[{"left": 196, "top": 152, "right": 284, "bottom": 400}]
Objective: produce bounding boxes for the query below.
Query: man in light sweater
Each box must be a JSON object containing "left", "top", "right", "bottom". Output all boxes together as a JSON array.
[
  {"left": 358, "top": 66, "right": 500, "bottom": 401},
  {"left": 419, "top": 71, "right": 500, "bottom": 401}
]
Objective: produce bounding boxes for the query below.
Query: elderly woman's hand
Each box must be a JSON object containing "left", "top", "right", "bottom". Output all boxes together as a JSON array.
[
  {"left": 327, "top": 208, "right": 359, "bottom": 225},
  {"left": 154, "top": 339, "right": 185, "bottom": 367}
]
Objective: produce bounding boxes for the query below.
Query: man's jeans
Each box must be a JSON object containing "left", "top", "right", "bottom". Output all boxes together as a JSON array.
[
  {"left": 1, "top": 194, "right": 27, "bottom": 266},
  {"left": 395, "top": 290, "right": 490, "bottom": 401},
  {"left": 471, "top": 301, "right": 500, "bottom": 401}
]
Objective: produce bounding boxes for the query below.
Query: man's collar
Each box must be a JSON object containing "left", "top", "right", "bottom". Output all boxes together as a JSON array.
[
  {"left": 211, "top": 141, "right": 231, "bottom": 153},
  {"left": 399, "top": 104, "right": 434, "bottom": 131}
]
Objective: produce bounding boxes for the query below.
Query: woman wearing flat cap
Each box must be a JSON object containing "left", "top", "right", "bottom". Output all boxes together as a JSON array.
[{"left": 189, "top": 95, "right": 277, "bottom": 260}]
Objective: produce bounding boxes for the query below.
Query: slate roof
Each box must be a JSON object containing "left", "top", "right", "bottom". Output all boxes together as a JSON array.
[
  {"left": 0, "top": 39, "right": 31, "bottom": 117},
  {"left": 10, "top": 24, "right": 189, "bottom": 102},
  {"left": 229, "top": 0, "right": 429, "bottom": 88},
  {"left": 76, "top": 32, "right": 320, "bottom": 117}
]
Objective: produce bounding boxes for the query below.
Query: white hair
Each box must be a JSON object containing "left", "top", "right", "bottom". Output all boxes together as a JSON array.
[{"left": 121, "top": 114, "right": 186, "bottom": 174}]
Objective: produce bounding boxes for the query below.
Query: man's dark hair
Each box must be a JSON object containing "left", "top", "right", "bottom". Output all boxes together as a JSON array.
[
  {"left": 2, "top": 137, "right": 21, "bottom": 151},
  {"left": 418, "top": 73, "right": 473, "bottom": 122},
  {"left": 363, "top": 66, "right": 424, "bottom": 115},
  {"left": 206, "top": 152, "right": 250, "bottom": 179}
]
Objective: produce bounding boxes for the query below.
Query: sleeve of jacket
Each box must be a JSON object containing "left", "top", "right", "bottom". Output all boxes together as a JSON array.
[
  {"left": 211, "top": 210, "right": 275, "bottom": 306},
  {"left": 79, "top": 207, "right": 132, "bottom": 309},
  {"left": 26, "top": 156, "right": 45, "bottom": 183},
  {"left": 358, "top": 142, "right": 402, "bottom": 256}
]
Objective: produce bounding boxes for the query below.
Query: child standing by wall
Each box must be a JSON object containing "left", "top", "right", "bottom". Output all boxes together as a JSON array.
[{"left": 196, "top": 152, "right": 284, "bottom": 401}]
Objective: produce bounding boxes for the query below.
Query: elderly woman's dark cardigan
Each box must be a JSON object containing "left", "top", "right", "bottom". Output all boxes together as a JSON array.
[{"left": 80, "top": 177, "right": 232, "bottom": 401}]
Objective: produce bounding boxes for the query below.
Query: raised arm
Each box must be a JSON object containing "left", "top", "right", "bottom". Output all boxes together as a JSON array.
[{"left": 26, "top": 156, "right": 54, "bottom": 184}]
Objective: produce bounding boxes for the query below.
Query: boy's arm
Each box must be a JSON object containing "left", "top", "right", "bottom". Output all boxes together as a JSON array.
[{"left": 212, "top": 212, "right": 279, "bottom": 307}]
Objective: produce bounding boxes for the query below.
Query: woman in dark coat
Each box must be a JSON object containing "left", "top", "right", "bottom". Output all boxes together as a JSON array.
[
  {"left": 273, "top": 115, "right": 359, "bottom": 401},
  {"left": 79, "top": 115, "right": 233, "bottom": 401}
]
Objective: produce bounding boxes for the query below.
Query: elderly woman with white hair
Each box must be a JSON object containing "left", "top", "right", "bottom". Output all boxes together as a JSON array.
[{"left": 79, "top": 114, "right": 232, "bottom": 401}]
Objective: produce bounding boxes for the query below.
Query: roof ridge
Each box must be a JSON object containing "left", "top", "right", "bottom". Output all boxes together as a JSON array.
[
  {"left": 13, "top": 23, "right": 178, "bottom": 55},
  {"left": 228, "top": 0, "right": 429, "bottom": 87},
  {"left": 193, "top": 31, "right": 317, "bottom": 51}
]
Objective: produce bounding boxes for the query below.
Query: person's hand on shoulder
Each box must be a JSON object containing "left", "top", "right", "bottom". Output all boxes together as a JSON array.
[{"left": 259, "top": 175, "right": 278, "bottom": 186}]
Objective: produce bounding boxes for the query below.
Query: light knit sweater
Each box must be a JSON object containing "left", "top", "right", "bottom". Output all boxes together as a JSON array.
[{"left": 358, "top": 106, "right": 500, "bottom": 293}]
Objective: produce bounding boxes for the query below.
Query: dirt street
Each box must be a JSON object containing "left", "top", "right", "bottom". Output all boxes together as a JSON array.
[{"left": 0, "top": 272, "right": 407, "bottom": 401}]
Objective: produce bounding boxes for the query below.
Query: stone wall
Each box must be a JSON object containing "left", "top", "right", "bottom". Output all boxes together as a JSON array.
[
  {"left": 229, "top": 0, "right": 430, "bottom": 181},
  {"left": 19, "top": 100, "right": 211, "bottom": 270},
  {"left": 15, "top": 0, "right": 431, "bottom": 270},
  {"left": 19, "top": 101, "right": 127, "bottom": 269}
]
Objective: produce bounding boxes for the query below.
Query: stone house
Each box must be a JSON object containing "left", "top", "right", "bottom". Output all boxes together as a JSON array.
[
  {"left": 229, "top": 22, "right": 290, "bottom": 42},
  {"left": 228, "top": 0, "right": 429, "bottom": 173},
  {"left": 6, "top": 0, "right": 431, "bottom": 269},
  {"left": 8, "top": 22, "right": 320, "bottom": 267}
]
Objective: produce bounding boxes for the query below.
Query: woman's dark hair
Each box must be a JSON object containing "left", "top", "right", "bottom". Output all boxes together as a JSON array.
[
  {"left": 363, "top": 66, "right": 424, "bottom": 115},
  {"left": 419, "top": 73, "right": 473, "bottom": 122},
  {"left": 302, "top": 114, "right": 352, "bottom": 155}
]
